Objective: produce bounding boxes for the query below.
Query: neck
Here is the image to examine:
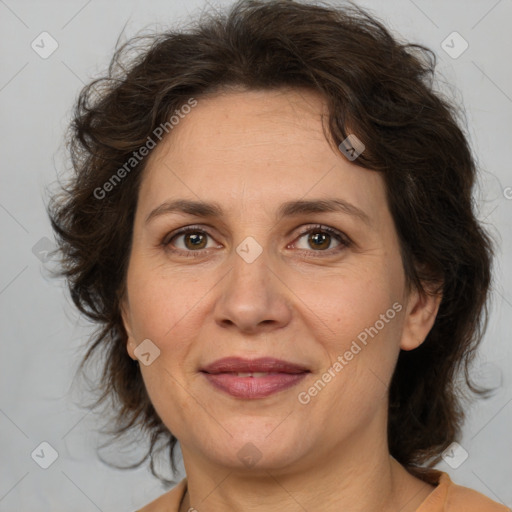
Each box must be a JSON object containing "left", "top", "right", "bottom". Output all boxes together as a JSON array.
[{"left": 178, "top": 413, "right": 435, "bottom": 512}]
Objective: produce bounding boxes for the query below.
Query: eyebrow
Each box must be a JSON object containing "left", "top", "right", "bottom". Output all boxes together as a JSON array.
[{"left": 145, "top": 198, "right": 371, "bottom": 226}]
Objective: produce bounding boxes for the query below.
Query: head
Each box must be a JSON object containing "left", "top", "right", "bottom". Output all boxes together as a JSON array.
[{"left": 49, "top": 0, "right": 493, "bottom": 482}]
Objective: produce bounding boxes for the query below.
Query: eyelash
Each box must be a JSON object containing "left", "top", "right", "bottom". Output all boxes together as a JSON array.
[{"left": 161, "top": 224, "right": 352, "bottom": 259}]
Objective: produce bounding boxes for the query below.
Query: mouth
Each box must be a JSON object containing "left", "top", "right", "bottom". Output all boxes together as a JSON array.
[{"left": 200, "top": 357, "right": 310, "bottom": 399}]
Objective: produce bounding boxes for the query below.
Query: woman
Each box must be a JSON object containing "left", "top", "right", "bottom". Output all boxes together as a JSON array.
[{"left": 48, "top": 0, "right": 510, "bottom": 510}]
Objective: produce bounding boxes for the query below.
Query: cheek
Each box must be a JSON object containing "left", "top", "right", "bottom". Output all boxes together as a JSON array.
[
  {"left": 128, "top": 269, "right": 199, "bottom": 432},
  {"left": 125, "top": 257, "right": 205, "bottom": 342},
  {"left": 299, "top": 264, "right": 404, "bottom": 398},
  {"left": 303, "top": 264, "right": 400, "bottom": 342}
]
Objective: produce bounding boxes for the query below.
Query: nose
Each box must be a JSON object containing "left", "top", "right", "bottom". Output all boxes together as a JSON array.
[{"left": 213, "top": 239, "right": 293, "bottom": 334}]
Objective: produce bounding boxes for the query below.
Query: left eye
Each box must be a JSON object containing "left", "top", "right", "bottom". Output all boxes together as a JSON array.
[{"left": 291, "top": 225, "right": 349, "bottom": 253}]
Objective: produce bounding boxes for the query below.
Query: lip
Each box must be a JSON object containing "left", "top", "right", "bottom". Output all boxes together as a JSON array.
[
  {"left": 201, "top": 357, "right": 309, "bottom": 374},
  {"left": 201, "top": 357, "right": 310, "bottom": 399}
]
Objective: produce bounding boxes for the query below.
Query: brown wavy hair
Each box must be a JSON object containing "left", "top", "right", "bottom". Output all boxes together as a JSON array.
[{"left": 48, "top": 0, "right": 494, "bottom": 484}]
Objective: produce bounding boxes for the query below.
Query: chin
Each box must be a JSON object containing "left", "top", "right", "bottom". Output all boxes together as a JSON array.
[{"left": 197, "top": 427, "right": 309, "bottom": 472}]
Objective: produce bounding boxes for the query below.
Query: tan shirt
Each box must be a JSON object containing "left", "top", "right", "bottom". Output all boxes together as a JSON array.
[{"left": 135, "top": 470, "right": 511, "bottom": 511}]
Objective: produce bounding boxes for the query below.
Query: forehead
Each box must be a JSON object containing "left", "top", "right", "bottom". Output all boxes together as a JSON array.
[
  {"left": 150, "top": 88, "right": 331, "bottom": 164},
  {"left": 137, "top": 88, "right": 387, "bottom": 222}
]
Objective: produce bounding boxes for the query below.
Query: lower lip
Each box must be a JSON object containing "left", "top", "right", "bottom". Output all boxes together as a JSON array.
[{"left": 202, "top": 372, "right": 308, "bottom": 399}]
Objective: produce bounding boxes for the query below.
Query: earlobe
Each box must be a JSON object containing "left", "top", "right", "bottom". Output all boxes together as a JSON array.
[
  {"left": 126, "top": 336, "right": 137, "bottom": 361},
  {"left": 399, "top": 285, "right": 443, "bottom": 351}
]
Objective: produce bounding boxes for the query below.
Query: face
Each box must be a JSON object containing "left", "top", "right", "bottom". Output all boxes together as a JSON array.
[{"left": 121, "top": 88, "right": 439, "bottom": 475}]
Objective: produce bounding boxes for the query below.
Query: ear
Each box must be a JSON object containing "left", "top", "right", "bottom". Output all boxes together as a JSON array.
[
  {"left": 399, "top": 283, "right": 443, "bottom": 351},
  {"left": 120, "top": 299, "right": 137, "bottom": 361}
]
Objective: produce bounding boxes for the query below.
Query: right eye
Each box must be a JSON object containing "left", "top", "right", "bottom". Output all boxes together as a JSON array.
[{"left": 161, "top": 226, "right": 220, "bottom": 257}]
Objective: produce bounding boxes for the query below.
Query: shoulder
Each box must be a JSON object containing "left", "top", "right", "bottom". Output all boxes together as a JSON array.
[
  {"left": 445, "top": 474, "right": 510, "bottom": 512},
  {"left": 418, "top": 470, "right": 510, "bottom": 512},
  {"left": 134, "top": 478, "right": 188, "bottom": 512}
]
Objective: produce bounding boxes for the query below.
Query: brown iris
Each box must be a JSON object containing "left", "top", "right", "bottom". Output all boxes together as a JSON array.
[
  {"left": 308, "top": 231, "right": 330, "bottom": 250},
  {"left": 184, "top": 232, "right": 207, "bottom": 250}
]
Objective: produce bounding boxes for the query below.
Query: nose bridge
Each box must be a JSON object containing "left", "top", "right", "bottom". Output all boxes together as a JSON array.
[
  {"left": 213, "top": 232, "right": 292, "bottom": 331},
  {"left": 230, "top": 233, "right": 273, "bottom": 303}
]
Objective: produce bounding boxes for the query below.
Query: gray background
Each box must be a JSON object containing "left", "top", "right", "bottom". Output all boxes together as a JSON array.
[{"left": 1, "top": 0, "right": 511, "bottom": 510}]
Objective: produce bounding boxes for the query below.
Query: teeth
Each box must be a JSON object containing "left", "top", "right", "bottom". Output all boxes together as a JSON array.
[{"left": 235, "top": 372, "right": 269, "bottom": 377}]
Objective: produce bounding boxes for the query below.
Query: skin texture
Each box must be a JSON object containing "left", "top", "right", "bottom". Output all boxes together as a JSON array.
[{"left": 121, "top": 88, "right": 442, "bottom": 511}]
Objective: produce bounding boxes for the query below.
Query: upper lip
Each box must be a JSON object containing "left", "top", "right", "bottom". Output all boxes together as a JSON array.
[{"left": 201, "top": 357, "right": 310, "bottom": 374}]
